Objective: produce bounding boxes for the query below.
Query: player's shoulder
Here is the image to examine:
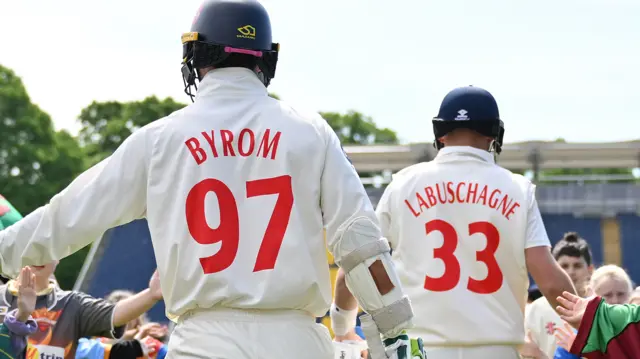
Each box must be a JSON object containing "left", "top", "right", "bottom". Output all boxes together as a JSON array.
[
  {"left": 392, "top": 162, "right": 435, "bottom": 182},
  {"left": 274, "top": 100, "right": 330, "bottom": 132},
  {"left": 270, "top": 100, "right": 341, "bottom": 149},
  {"left": 123, "top": 105, "right": 190, "bottom": 145},
  {"left": 381, "top": 162, "right": 441, "bottom": 195},
  {"left": 486, "top": 164, "right": 535, "bottom": 195}
]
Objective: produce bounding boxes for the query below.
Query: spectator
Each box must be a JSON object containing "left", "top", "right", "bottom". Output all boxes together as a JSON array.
[
  {"left": 0, "top": 263, "right": 163, "bottom": 359},
  {"left": 76, "top": 289, "right": 169, "bottom": 359},
  {"left": 553, "top": 264, "right": 633, "bottom": 358},
  {"left": 555, "top": 291, "right": 640, "bottom": 358},
  {"left": 523, "top": 232, "right": 594, "bottom": 359},
  {"left": 0, "top": 267, "right": 38, "bottom": 359},
  {"left": 589, "top": 264, "right": 632, "bottom": 305}
]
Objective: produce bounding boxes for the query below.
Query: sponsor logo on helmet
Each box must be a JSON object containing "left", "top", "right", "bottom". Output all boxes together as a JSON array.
[
  {"left": 454, "top": 109, "right": 469, "bottom": 121},
  {"left": 237, "top": 25, "right": 256, "bottom": 40}
]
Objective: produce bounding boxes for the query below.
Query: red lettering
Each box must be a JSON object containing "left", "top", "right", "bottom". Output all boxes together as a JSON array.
[
  {"left": 425, "top": 186, "right": 437, "bottom": 207},
  {"left": 405, "top": 199, "right": 421, "bottom": 218},
  {"left": 417, "top": 193, "right": 429, "bottom": 212},
  {"left": 498, "top": 195, "right": 514, "bottom": 217},
  {"left": 185, "top": 138, "right": 207, "bottom": 165},
  {"left": 220, "top": 130, "right": 236, "bottom": 156},
  {"left": 456, "top": 182, "right": 466, "bottom": 203},
  {"left": 477, "top": 185, "right": 488, "bottom": 206},
  {"left": 467, "top": 183, "right": 478, "bottom": 203},
  {"left": 201, "top": 130, "right": 219, "bottom": 158},
  {"left": 506, "top": 202, "right": 521, "bottom": 220},
  {"left": 405, "top": 182, "right": 521, "bottom": 221},
  {"left": 488, "top": 189, "right": 501, "bottom": 209},
  {"left": 435, "top": 183, "right": 447, "bottom": 204},
  {"left": 446, "top": 182, "right": 455, "bottom": 203},
  {"left": 238, "top": 129, "right": 255, "bottom": 157},
  {"left": 258, "top": 129, "right": 281, "bottom": 160}
]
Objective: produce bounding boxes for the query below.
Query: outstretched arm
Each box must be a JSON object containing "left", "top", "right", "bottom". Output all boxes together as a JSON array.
[
  {"left": 524, "top": 183, "right": 576, "bottom": 312},
  {"left": 0, "top": 129, "right": 149, "bottom": 279}
]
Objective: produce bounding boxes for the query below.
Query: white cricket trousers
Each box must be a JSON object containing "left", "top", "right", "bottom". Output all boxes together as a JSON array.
[
  {"left": 165, "top": 308, "right": 334, "bottom": 359},
  {"left": 423, "top": 345, "right": 520, "bottom": 359}
]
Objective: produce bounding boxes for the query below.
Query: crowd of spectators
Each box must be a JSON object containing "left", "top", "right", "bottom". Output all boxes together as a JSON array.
[
  {"left": 0, "top": 195, "right": 171, "bottom": 359},
  {"left": 1, "top": 194, "right": 637, "bottom": 359},
  {"left": 521, "top": 232, "right": 638, "bottom": 359}
]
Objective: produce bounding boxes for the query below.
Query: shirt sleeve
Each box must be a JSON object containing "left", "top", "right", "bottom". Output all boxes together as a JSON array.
[
  {"left": 0, "top": 129, "right": 149, "bottom": 279},
  {"left": 318, "top": 121, "right": 381, "bottom": 255},
  {"left": 3, "top": 310, "right": 37, "bottom": 356},
  {"left": 375, "top": 183, "right": 397, "bottom": 250},
  {"left": 572, "top": 297, "right": 640, "bottom": 356},
  {"left": 74, "top": 292, "right": 125, "bottom": 339},
  {"left": 524, "top": 183, "right": 551, "bottom": 249}
]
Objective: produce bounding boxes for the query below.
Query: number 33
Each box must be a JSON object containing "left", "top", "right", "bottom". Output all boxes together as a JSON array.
[{"left": 424, "top": 220, "right": 503, "bottom": 294}]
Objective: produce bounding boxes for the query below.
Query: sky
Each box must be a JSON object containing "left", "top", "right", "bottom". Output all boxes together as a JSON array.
[{"left": 1, "top": 0, "right": 639, "bottom": 145}]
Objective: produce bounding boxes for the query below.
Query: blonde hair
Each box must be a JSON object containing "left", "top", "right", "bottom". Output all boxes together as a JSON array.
[
  {"left": 105, "top": 290, "right": 149, "bottom": 324},
  {"left": 629, "top": 287, "right": 640, "bottom": 305},
  {"left": 590, "top": 265, "right": 633, "bottom": 294},
  {"left": 106, "top": 290, "right": 136, "bottom": 304}
]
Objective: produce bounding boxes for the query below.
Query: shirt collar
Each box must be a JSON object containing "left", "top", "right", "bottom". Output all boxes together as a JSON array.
[
  {"left": 435, "top": 146, "right": 496, "bottom": 164},
  {"left": 195, "top": 68, "right": 268, "bottom": 100}
]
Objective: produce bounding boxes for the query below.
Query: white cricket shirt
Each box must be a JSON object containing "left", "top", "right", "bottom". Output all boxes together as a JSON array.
[
  {"left": 525, "top": 296, "right": 563, "bottom": 358},
  {"left": 0, "top": 68, "right": 378, "bottom": 321},
  {"left": 376, "top": 146, "right": 551, "bottom": 346}
]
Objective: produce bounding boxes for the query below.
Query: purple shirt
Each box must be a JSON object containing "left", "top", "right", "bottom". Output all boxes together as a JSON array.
[{"left": 4, "top": 309, "right": 37, "bottom": 355}]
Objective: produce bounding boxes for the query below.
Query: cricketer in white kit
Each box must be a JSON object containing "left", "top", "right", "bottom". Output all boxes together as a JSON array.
[
  {"left": 0, "top": 1, "right": 427, "bottom": 358},
  {"left": 332, "top": 86, "right": 577, "bottom": 359}
]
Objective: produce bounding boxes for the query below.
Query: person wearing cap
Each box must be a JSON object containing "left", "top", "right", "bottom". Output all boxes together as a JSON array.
[{"left": 332, "top": 86, "right": 576, "bottom": 359}]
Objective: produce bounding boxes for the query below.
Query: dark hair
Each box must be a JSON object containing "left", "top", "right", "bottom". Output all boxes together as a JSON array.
[{"left": 552, "top": 232, "right": 593, "bottom": 266}]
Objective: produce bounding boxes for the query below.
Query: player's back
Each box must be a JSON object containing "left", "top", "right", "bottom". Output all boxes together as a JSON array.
[
  {"left": 142, "top": 69, "right": 333, "bottom": 320},
  {"left": 377, "top": 146, "right": 535, "bottom": 346}
]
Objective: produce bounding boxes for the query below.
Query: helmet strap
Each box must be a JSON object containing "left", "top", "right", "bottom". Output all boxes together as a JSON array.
[{"left": 488, "top": 139, "right": 500, "bottom": 162}]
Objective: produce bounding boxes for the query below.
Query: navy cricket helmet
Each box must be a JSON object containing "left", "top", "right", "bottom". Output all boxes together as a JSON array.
[
  {"left": 432, "top": 86, "right": 505, "bottom": 154},
  {"left": 181, "top": 0, "right": 280, "bottom": 100}
]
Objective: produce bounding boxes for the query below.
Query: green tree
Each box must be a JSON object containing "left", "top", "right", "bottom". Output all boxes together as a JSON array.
[
  {"left": 0, "top": 65, "right": 85, "bottom": 214},
  {"left": 78, "top": 96, "right": 186, "bottom": 165},
  {"left": 319, "top": 110, "right": 399, "bottom": 145},
  {"left": 0, "top": 65, "right": 87, "bottom": 289}
]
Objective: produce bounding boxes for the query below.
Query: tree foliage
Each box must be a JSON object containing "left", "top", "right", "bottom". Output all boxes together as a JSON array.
[
  {"left": 0, "top": 65, "right": 85, "bottom": 214},
  {"left": 77, "top": 96, "right": 186, "bottom": 165},
  {"left": 320, "top": 110, "right": 398, "bottom": 145}
]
